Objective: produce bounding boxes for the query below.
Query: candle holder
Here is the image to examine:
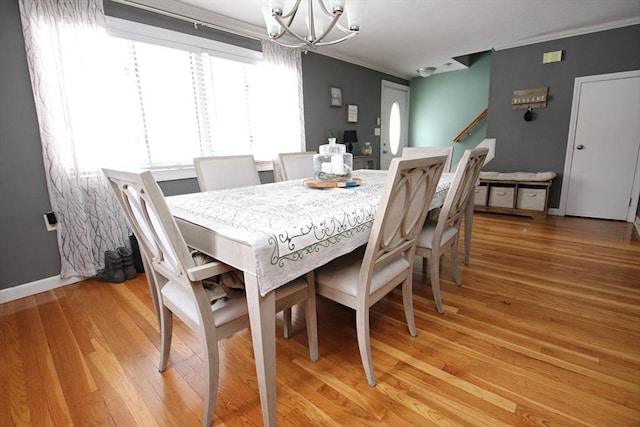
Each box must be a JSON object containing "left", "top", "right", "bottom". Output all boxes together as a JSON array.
[{"left": 313, "top": 138, "right": 353, "bottom": 181}]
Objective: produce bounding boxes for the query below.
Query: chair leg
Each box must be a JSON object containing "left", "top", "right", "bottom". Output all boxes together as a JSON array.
[
  {"left": 304, "top": 273, "right": 319, "bottom": 362},
  {"left": 142, "top": 256, "right": 161, "bottom": 327},
  {"left": 451, "top": 239, "right": 462, "bottom": 285},
  {"left": 430, "top": 253, "right": 444, "bottom": 314},
  {"left": 283, "top": 308, "right": 292, "bottom": 339},
  {"left": 159, "top": 305, "right": 173, "bottom": 372},
  {"left": 356, "top": 307, "right": 376, "bottom": 387},
  {"left": 402, "top": 278, "right": 417, "bottom": 337},
  {"left": 202, "top": 332, "right": 220, "bottom": 427},
  {"left": 464, "top": 198, "right": 474, "bottom": 266}
]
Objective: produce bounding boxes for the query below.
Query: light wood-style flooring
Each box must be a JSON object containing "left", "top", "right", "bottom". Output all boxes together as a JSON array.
[{"left": 1, "top": 213, "right": 639, "bottom": 426}]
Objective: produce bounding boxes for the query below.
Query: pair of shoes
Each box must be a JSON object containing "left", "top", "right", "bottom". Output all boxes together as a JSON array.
[
  {"left": 129, "top": 233, "right": 145, "bottom": 273},
  {"left": 97, "top": 250, "right": 126, "bottom": 283},
  {"left": 118, "top": 246, "right": 137, "bottom": 280},
  {"left": 96, "top": 247, "right": 137, "bottom": 283}
]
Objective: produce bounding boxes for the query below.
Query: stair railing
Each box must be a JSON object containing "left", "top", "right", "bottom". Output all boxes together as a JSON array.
[{"left": 453, "top": 108, "right": 488, "bottom": 142}]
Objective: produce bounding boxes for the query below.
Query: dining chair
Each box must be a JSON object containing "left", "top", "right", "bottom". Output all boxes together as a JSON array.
[
  {"left": 314, "top": 154, "right": 447, "bottom": 386},
  {"left": 414, "top": 147, "right": 489, "bottom": 314},
  {"left": 275, "top": 151, "right": 316, "bottom": 181},
  {"left": 102, "top": 168, "right": 318, "bottom": 427},
  {"left": 194, "top": 154, "right": 303, "bottom": 337},
  {"left": 402, "top": 146, "right": 454, "bottom": 172},
  {"left": 194, "top": 155, "right": 261, "bottom": 191}
]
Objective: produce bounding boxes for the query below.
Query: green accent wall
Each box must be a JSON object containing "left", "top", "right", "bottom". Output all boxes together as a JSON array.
[{"left": 409, "top": 52, "right": 491, "bottom": 167}]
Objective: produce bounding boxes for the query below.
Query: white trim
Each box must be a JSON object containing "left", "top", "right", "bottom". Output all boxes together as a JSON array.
[
  {"left": 151, "top": 161, "right": 274, "bottom": 182},
  {"left": 109, "top": 0, "right": 267, "bottom": 41},
  {"left": 151, "top": 166, "right": 196, "bottom": 182},
  {"left": 559, "top": 70, "right": 640, "bottom": 222},
  {"left": 0, "top": 275, "right": 86, "bottom": 304},
  {"left": 106, "top": 16, "right": 263, "bottom": 65},
  {"left": 494, "top": 17, "right": 640, "bottom": 51}
]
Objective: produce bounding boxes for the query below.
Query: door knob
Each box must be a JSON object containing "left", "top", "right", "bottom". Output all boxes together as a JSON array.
[{"left": 576, "top": 145, "right": 584, "bottom": 150}]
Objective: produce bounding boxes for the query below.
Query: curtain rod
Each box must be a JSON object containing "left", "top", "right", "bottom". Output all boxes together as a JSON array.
[{"left": 108, "top": 0, "right": 262, "bottom": 41}]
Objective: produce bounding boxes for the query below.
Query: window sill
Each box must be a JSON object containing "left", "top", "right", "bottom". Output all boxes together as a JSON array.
[
  {"left": 151, "top": 160, "right": 274, "bottom": 182},
  {"left": 151, "top": 167, "right": 196, "bottom": 182}
]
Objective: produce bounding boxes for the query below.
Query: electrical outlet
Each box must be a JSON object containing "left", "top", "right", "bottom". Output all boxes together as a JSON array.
[
  {"left": 43, "top": 214, "right": 57, "bottom": 232},
  {"left": 374, "top": 128, "right": 381, "bottom": 136}
]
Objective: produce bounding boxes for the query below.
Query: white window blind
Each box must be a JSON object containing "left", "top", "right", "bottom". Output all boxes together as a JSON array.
[{"left": 100, "top": 17, "right": 296, "bottom": 180}]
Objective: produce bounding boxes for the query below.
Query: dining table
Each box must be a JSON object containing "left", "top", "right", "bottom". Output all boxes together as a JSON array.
[{"left": 166, "top": 168, "right": 454, "bottom": 426}]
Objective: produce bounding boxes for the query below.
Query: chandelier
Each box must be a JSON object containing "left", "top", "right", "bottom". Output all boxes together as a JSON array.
[{"left": 262, "top": 0, "right": 367, "bottom": 50}]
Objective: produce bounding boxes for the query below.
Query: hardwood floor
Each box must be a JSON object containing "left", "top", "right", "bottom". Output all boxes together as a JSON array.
[{"left": 2, "top": 214, "right": 639, "bottom": 426}]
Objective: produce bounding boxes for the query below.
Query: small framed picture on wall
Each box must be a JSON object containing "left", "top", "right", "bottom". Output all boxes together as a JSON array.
[
  {"left": 330, "top": 86, "right": 342, "bottom": 107},
  {"left": 347, "top": 104, "right": 358, "bottom": 123}
]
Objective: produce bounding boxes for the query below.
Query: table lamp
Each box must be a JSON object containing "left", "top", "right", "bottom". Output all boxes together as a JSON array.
[{"left": 343, "top": 130, "right": 358, "bottom": 154}]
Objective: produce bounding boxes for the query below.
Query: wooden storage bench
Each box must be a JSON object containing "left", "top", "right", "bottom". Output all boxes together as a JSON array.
[{"left": 474, "top": 171, "right": 556, "bottom": 219}]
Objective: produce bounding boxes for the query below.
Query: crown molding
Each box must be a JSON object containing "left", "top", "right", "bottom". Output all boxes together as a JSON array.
[{"left": 494, "top": 17, "right": 640, "bottom": 50}]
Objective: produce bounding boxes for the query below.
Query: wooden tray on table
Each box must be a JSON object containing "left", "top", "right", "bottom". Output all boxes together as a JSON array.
[{"left": 303, "top": 177, "right": 361, "bottom": 188}]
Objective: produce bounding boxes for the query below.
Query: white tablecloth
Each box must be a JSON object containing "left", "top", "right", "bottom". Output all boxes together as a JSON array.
[{"left": 167, "top": 170, "right": 453, "bottom": 296}]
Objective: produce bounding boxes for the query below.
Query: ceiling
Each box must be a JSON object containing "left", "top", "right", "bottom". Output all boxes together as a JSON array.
[{"left": 119, "top": 0, "right": 640, "bottom": 79}]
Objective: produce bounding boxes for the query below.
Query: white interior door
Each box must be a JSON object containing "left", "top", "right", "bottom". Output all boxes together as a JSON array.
[
  {"left": 380, "top": 81, "right": 409, "bottom": 170},
  {"left": 561, "top": 71, "right": 640, "bottom": 221}
]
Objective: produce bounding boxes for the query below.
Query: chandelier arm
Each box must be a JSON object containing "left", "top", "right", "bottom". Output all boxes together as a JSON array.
[
  {"left": 334, "top": 21, "right": 355, "bottom": 33},
  {"left": 312, "top": 11, "right": 343, "bottom": 44},
  {"left": 270, "top": 30, "right": 357, "bottom": 50},
  {"left": 266, "top": 0, "right": 361, "bottom": 49},
  {"left": 279, "top": 0, "right": 302, "bottom": 20},
  {"left": 269, "top": 39, "right": 313, "bottom": 50},
  {"left": 313, "top": 31, "right": 358, "bottom": 47},
  {"left": 307, "top": 0, "right": 315, "bottom": 43},
  {"left": 273, "top": 14, "right": 317, "bottom": 45},
  {"left": 316, "top": 0, "right": 335, "bottom": 16}
]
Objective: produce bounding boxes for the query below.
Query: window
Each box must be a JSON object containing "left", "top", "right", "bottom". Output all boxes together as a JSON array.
[
  {"left": 100, "top": 17, "right": 294, "bottom": 180},
  {"left": 389, "top": 101, "right": 401, "bottom": 155}
]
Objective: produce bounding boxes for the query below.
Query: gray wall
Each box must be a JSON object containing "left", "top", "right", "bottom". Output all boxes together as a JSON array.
[
  {"left": 0, "top": 0, "right": 407, "bottom": 290},
  {"left": 486, "top": 24, "right": 640, "bottom": 208},
  {"left": 1, "top": 0, "right": 638, "bottom": 290},
  {"left": 0, "top": 0, "right": 61, "bottom": 287},
  {"left": 302, "top": 53, "right": 407, "bottom": 160}
]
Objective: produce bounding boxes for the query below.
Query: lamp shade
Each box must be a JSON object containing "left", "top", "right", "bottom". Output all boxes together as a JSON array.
[
  {"left": 262, "top": 7, "right": 281, "bottom": 37},
  {"left": 345, "top": 0, "right": 366, "bottom": 30},
  {"left": 343, "top": 130, "right": 358, "bottom": 142}
]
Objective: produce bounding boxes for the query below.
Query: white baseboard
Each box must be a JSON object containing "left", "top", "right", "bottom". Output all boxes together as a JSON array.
[
  {"left": 0, "top": 275, "right": 86, "bottom": 304},
  {"left": 548, "top": 208, "right": 559, "bottom": 216}
]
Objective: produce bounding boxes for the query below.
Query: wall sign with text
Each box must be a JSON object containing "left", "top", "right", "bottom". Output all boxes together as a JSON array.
[{"left": 511, "top": 87, "right": 548, "bottom": 110}]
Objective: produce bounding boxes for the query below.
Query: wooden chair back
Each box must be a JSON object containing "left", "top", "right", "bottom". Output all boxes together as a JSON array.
[
  {"left": 194, "top": 155, "right": 260, "bottom": 191},
  {"left": 275, "top": 151, "right": 316, "bottom": 181},
  {"left": 402, "top": 146, "right": 454, "bottom": 172},
  {"left": 359, "top": 155, "right": 447, "bottom": 301},
  {"left": 103, "top": 167, "right": 318, "bottom": 426},
  {"left": 437, "top": 147, "right": 488, "bottom": 235},
  {"left": 103, "top": 169, "right": 233, "bottom": 330}
]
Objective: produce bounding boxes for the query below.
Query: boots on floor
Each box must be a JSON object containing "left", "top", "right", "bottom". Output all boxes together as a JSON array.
[
  {"left": 96, "top": 250, "right": 126, "bottom": 283},
  {"left": 118, "top": 246, "right": 137, "bottom": 280}
]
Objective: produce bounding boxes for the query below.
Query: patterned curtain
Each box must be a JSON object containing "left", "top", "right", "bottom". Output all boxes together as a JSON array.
[
  {"left": 260, "top": 40, "right": 306, "bottom": 181},
  {"left": 18, "top": 0, "right": 130, "bottom": 278}
]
